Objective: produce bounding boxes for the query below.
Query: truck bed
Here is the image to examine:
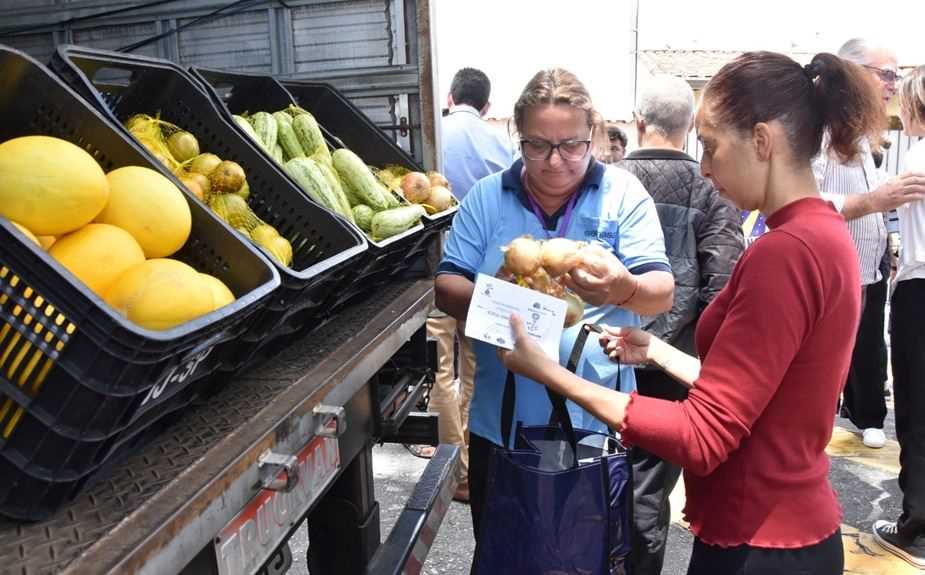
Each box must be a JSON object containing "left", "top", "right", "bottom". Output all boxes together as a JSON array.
[{"left": 0, "top": 279, "right": 440, "bottom": 575}]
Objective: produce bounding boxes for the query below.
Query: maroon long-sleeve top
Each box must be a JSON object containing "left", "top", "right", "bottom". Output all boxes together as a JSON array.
[{"left": 622, "top": 197, "right": 861, "bottom": 548}]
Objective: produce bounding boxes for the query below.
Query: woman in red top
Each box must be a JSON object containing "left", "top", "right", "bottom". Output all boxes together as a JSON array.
[{"left": 500, "top": 51, "right": 884, "bottom": 574}]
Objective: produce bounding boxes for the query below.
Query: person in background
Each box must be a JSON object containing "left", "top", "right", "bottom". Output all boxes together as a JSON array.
[
  {"left": 591, "top": 112, "right": 614, "bottom": 163},
  {"left": 872, "top": 137, "right": 897, "bottom": 401},
  {"left": 501, "top": 50, "right": 884, "bottom": 575},
  {"left": 435, "top": 67, "right": 673, "bottom": 546},
  {"left": 608, "top": 123, "right": 628, "bottom": 161},
  {"left": 872, "top": 64, "right": 925, "bottom": 569},
  {"left": 619, "top": 75, "right": 745, "bottom": 575},
  {"left": 814, "top": 38, "right": 925, "bottom": 449},
  {"left": 423, "top": 67, "right": 513, "bottom": 503}
]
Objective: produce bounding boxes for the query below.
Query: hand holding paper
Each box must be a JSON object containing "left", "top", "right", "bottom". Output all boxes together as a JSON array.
[
  {"left": 496, "top": 313, "right": 552, "bottom": 380},
  {"left": 465, "top": 273, "right": 567, "bottom": 360}
]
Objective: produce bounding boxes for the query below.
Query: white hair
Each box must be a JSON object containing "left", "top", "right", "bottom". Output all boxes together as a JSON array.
[
  {"left": 635, "top": 75, "right": 694, "bottom": 138},
  {"left": 837, "top": 37, "right": 890, "bottom": 66}
]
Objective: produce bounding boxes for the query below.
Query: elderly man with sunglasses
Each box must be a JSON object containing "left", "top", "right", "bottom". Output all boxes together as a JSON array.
[{"left": 813, "top": 39, "right": 925, "bottom": 452}]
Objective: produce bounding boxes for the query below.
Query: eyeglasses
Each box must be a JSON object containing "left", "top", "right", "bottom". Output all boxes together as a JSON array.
[
  {"left": 519, "top": 137, "right": 592, "bottom": 161},
  {"left": 863, "top": 65, "right": 902, "bottom": 84}
]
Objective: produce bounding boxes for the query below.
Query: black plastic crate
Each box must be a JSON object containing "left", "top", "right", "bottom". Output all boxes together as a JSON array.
[
  {"left": 190, "top": 67, "right": 446, "bottom": 308},
  {"left": 0, "top": 46, "right": 280, "bottom": 520},
  {"left": 276, "top": 77, "right": 459, "bottom": 230},
  {"left": 49, "top": 45, "right": 368, "bottom": 370}
]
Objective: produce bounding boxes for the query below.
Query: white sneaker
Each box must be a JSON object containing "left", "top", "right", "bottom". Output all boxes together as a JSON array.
[{"left": 863, "top": 428, "right": 886, "bottom": 449}]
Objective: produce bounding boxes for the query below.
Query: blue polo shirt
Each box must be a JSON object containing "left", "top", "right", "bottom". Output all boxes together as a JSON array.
[
  {"left": 438, "top": 159, "right": 670, "bottom": 446},
  {"left": 442, "top": 105, "right": 515, "bottom": 200}
]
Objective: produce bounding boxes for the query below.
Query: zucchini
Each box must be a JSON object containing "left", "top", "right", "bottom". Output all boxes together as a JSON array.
[
  {"left": 316, "top": 161, "right": 355, "bottom": 223},
  {"left": 340, "top": 175, "right": 365, "bottom": 208},
  {"left": 383, "top": 187, "right": 401, "bottom": 209},
  {"left": 292, "top": 113, "right": 333, "bottom": 165},
  {"left": 332, "top": 148, "right": 392, "bottom": 212},
  {"left": 370, "top": 205, "right": 426, "bottom": 241},
  {"left": 353, "top": 205, "right": 374, "bottom": 232},
  {"left": 251, "top": 111, "right": 278, "bottom": 153},
  {"left": 283, "top": 157, "right": 352, "bottom": 221},
  {"left": 233, "top": 114, "right": 262, "bottom": 148},
  {"left": 277, "top": 119, "right": 306, "bottom": 160},
  {"left": 272, "top": 144, "right": 284, "bottom": 164},
  {"left": 272, "top": 110, "right": 292, "bottom": 127}
]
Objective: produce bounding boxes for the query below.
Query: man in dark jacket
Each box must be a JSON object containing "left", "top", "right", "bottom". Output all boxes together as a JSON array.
[{"left": 618, "top": 75, "right": 745, "bottom": 575}]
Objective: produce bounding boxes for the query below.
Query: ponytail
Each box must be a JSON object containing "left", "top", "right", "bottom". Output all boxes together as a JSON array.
[
  {"left": 807, "top": 53, "right": 885, "bottom": 162},
  {"left": 704, "top": 51, "right": 885, "bottom": 164}
]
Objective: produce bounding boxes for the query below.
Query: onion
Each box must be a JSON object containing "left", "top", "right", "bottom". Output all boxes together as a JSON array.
[
  {"left": 209, "top": 160, "right": 246, "bottom": 194},
  {"left": 525, "top": 267, "right": 565, "bottom": 298},
  {"left": 400, "top": 171, "right": 431, "bottom": 203},
  {"left": 427, "top": 170, "right": 450, "bottom": 189},
  {"left": 178, "top": 175, "right": 204, "bottom": 201},
  {"left": 503, "top": 236, "right": 542, "bottom": 276},
  {"left": 563, "top": 291, "right": 585, "bottom": 328},
  {"left": 166, "top": 131, "right": 200, "bottom": 163},
  {"left": 190, "top": 153, "right": 222, "bottom": 176},
  {"left": 541, "top": 238, "right": 583, "bottom": 277},
  {"left": 427, "top": 185, "right": 454, "bottom": 212},
  {"left": 187, "top": 172, "right": 211, "bottom": 198}
]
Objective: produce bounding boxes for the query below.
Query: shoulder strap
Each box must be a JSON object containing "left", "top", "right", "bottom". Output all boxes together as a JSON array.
[
  {"left": 502, "top": 323, "right": 621, "bottom": 462},
  {"left": 500, "top": 370, "right": 516, "bottom": 449}
]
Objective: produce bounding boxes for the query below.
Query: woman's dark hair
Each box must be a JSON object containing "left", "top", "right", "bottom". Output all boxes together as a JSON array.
[
  {"left": 703, "top": 51, "right": 885, "bottom": 163},
  {"left": 450, "top": 67, "right": 492, "bottom": 110}
]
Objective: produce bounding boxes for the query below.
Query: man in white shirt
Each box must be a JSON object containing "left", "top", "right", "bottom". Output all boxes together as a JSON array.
[
  {"left": 425, "top": 68, "right": 514, "bottom": 502},
  {"left": 814, "top": 38, "right": 925, "bottom": 449}
]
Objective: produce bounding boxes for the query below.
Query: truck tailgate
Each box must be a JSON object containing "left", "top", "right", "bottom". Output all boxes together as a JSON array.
[{"left": 0, "top": 279, "right": 437, "bottom": 575}]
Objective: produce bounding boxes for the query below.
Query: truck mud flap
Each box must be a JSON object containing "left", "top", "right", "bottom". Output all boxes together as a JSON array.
[{"left": 365, "top": 444, "right": 460, "bottom": 575}]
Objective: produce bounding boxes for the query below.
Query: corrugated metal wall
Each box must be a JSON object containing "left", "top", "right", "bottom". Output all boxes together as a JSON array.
[
  {"left": 291, "top": 0, "right": 391, "bottom": 73},
  {"left": 179, "top": 10, "right": 272, "bottom": 72},
  {"left": 0, "top": 0, "right": 425, "bottom": 162}
]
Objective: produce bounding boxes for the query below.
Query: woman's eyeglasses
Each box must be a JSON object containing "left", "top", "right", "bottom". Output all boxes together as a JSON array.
[
  {"left": 863, "top": 65, "right": 902, "bottom": 84},
  {"left": 519, "top": 138, "right": 592, "bottom": 161}
]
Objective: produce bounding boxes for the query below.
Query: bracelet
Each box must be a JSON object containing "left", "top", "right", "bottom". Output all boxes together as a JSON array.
[{"left": 616, "top": 275, "right": 639, "bottom": 307}]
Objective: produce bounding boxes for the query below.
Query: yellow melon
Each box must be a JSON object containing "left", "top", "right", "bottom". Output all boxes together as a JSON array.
[
  {"left": 199, "top": 273, "right": 235, "bottom": 310},
  {"left": 0, "top": 136, "right": 109, "bottom": 235},
  {"left": 10, "top": 221, "right": 40, "bottom": 247},
  {"left": 49, "top": 223, "right": 145, "bottom": 296},
  {"left": 104, "top": 259, "right": 213, "bottom": 330},
  {"left": 37, "top": 235, "right": 56, "bottom": 251},
  {"left": 97, "top": 166, "right": 191, "bottom": 258}
]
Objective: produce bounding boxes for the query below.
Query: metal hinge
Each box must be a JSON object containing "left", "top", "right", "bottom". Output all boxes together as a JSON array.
[
  {"left": 313, "top": 404, "right": 346, "bottom": 438},
  {"left": 257, "top": 450, "right": 300, "bottom": 493}
]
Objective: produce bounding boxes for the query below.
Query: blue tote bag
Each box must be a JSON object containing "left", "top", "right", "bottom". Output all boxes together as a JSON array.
[{"left": 473, "top": 324, "right": 633, "bottom": 574}]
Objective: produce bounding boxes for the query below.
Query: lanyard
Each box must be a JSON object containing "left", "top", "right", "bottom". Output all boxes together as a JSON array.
[{"left": 521, "top": 170, "right": 578, "bottom": 239}]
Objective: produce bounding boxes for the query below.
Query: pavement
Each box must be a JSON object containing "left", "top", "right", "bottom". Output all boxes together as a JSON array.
[{"left": 285, "top": 399, "right": 911, "bottom": 575}]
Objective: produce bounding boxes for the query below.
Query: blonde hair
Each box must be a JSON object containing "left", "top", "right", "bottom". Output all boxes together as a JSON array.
[
  {"left": 513, "top": 68, "right": 595, "bottom": 132},
  {"left": 899, "top": 66, "right": 925, "bottom": 129}
]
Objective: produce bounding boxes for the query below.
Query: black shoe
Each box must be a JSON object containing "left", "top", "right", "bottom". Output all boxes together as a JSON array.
[{"left": 872, "top": 520, "right": 925, "bottom": 569}]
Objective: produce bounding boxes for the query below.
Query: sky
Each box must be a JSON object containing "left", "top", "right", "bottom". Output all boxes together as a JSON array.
[{"left": 434, "top": 0, "right": 925, "bottom": 121}]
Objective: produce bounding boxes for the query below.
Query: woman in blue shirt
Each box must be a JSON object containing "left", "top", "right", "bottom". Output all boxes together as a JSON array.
[{"left": 434, "top": 68, "right": 673, "bottom": 542}]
